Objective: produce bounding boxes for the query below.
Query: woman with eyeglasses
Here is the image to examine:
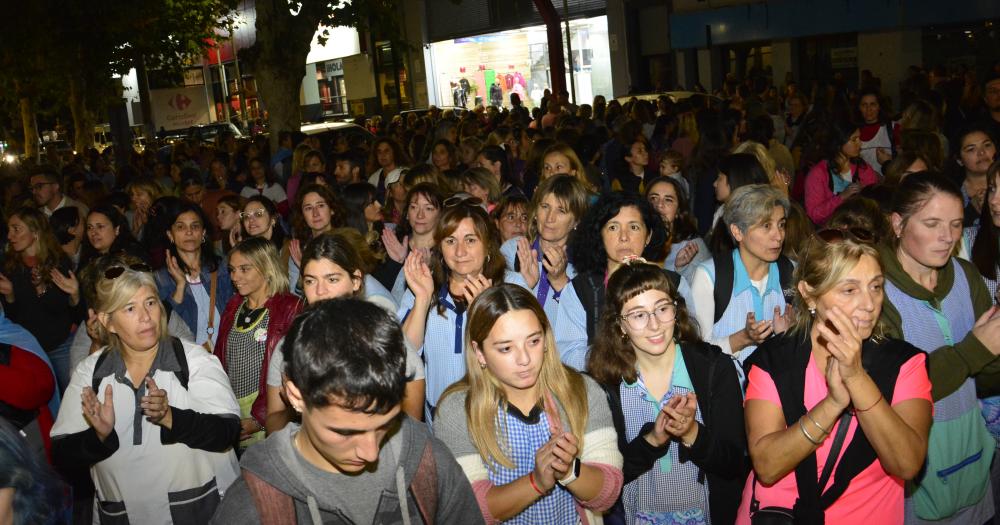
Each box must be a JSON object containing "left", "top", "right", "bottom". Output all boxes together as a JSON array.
[
  {"left": 51, "top": 263, "right": 240, "bottom": 524},
  {"left": 264, "top": 230, "right": 425, "bottom": 432},
  {"left": 434, "top": 284, "right": 623, "bottom": 525},
  {"left": 804, "top": 119, "right": 879, "bottom": 225},
  {"left": 876, "top": 171, "right": 1000, "bottom": 524},
  {"left": 1, "top": 207, "right": 83, "bottom": 392},
  {"left": 553, "top": 192, "right": 690, "bottom": 372},
  {"left": 589, "top": 262, "right": 745, "bottom": 525},
  {"left": 214, "top": 238, "right": 301, "bottom": 449},
  {"left": 286, "top": 183, "right": 344, "bottom": 296},
  {"left": 154, "top": 201, "right": 233, "bottom": 353},
  {"left": 236, "top": 195, "right": 288, "bottom": 253},
  {"left": 399, "top": 198, "right": 520, "bottom": 422},
  {"left": 502, "top": 175, "right": 589, "bottom": 327},
  {"left": 736, "top": 226, "right": 931, "bottom": 525}
]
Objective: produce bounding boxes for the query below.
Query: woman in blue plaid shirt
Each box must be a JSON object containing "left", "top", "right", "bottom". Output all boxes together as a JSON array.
[{"left": 434, "top": 284, "right": 623, "bottom": 524}]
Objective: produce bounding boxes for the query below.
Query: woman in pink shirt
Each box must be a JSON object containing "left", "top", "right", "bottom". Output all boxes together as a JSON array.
[
  {"left": 737, "top": 228, "right": 932, "bottom": 524},
  {"left": 804, "top": 120, "right": 879, "bottom": 225}
]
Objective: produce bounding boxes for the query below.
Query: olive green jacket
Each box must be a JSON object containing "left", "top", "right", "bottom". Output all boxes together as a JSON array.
[{"left": 878, "top": 244, "right": 999, "bottom": 401}]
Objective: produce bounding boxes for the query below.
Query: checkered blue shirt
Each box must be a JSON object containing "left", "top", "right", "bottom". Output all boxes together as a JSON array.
[
  {"left": 488, "top": 405, "right": 578, "bottom": 524},
  {"left": 619, "top": 346, "right": 710, "bottom": 525}
]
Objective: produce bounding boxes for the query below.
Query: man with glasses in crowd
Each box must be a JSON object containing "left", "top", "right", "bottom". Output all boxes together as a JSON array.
[{"left": 29, "top": 166, "right": 88, "bottom": 219}]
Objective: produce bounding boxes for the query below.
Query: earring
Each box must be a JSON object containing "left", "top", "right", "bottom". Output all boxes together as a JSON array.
[
  {"left": 808, "top": 306, "right": 817, "bottom": 317},
  {"left": 479, "top": 361, "right": 486, "bottom": 369}
]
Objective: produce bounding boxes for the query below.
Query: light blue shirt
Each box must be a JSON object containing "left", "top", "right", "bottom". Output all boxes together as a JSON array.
[{"left": 501, "top": 237, "right": 577, "bottom": 327}]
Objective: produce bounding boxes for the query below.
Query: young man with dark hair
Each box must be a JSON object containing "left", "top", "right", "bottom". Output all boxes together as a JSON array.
[
  {"left": 30, "top": 165, "right": 88, "bottom": 218},
  {"left": 333, "top": 149, "right": 366, "bottom": 187},
  {"left": 212, "top": 298, "right": 482, "bottom": 525}
]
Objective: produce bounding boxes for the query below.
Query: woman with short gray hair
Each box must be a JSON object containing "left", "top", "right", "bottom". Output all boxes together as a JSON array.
[{"left": 690, "top": 184, "right": 795, "bottom": 378}]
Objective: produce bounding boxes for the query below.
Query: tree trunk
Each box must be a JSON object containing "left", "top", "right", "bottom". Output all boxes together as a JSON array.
[
  {"left": 15, "top": 80, "right": 38, "bottom": 162},
  {"left": 68, "top": 74, "right": 94, "bottom": 154},
  {"left": 254, "top": 65, "right": 302, "bottom": 155}
]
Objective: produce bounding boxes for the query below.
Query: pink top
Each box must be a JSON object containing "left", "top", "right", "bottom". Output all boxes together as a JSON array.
[
  {"left": 735, "top": 353, "right": 931, "bottom": 525},
  {"left": 804, "top": 160, "right": 879, "bottom": 225}
]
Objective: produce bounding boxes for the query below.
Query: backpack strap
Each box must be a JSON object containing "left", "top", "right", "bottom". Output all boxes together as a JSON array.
[
  {"left": 91, "top": 350, "right": 111, "bottom": 393},
  {"left": 171, "top": 337, "right": 189, "bottom": 390},
  {"left": 712, "top": 251, "right": 735, "bottom": 324},
  {"left": 243, "top": 468, "right": 296, "bottom": 525},
  {"left": 410, "top": 440, "right": 438, "bottom": 524},
  {"left": 776, "top": 255, "right": 796, "bottom": 305}
]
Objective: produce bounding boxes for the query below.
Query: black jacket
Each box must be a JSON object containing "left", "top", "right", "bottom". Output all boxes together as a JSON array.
[{"left": 602, "top": 341, "right": 748, "bottom": 525}]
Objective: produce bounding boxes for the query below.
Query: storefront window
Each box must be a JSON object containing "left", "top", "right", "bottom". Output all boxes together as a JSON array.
[
  {"left": 316, "top": 59, "right": 348, "bottom": 116},
  {"left": 427, "top": 15, "right": 612, "bottom": 109}
]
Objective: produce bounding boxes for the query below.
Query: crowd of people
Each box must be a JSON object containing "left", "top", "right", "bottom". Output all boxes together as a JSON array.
[{"left": 1, "top": 63, "right": 1000, "bottom": 525}]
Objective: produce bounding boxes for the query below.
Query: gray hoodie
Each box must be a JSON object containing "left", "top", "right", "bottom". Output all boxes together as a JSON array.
[{"left": 211, "top": 418, "right": 483, "bottom": 525}]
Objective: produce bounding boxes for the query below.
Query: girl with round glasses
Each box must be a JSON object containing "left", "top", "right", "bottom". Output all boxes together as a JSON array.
[{"left": 589, "top": 262, "right": 745, "bottom": 525}]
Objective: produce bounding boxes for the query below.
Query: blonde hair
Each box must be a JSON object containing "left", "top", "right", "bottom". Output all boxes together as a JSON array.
[
  {"left": 127, "top": 177, "right": 163, "bottom": 202},
  {"left": 229, "top": 237, "right": 290, "bottom": 297},
  {"left": 458, "top": 167, "right": 501, "bottom": 203},
  {"left": 440, "top": 284, "right": 588, "bottom": 469},
  {"left": 792, "top": 235, "right": 881, "bottom": 332},
  {"left": 94, "top": 269, "right": 168, "bottom": 354},
  {"left": 733, "top": 141, "right": 786, "bottom": 195},
  {"left": 291, "top": 143, "right": 313, "bottom": 177},
  {"left": 542, "top": 143, "right": 596, "bottom": 192}
]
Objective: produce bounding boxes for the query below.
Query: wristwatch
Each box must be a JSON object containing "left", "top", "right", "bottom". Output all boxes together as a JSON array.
[{"left": 557, "top": 458, "right": 582, "bottom": 486}]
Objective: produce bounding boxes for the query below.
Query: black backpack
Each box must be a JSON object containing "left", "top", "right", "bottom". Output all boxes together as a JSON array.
[
  {"left": 712, "top": 252, "right": 795, "bottom": 324},
  {"left": 91, "top": 337, "right": 189, "bottom": 392}
]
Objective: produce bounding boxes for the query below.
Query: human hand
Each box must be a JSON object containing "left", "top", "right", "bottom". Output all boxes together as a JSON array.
[
  {"left": 516, "top": 237, "right": 540, "bottom": 289},
  {"left": 50, "top": 268, "right": 80, "bottom": 303},
  {"left": 661, "top": 392, "right": 698, "bottom": 444},
  {"left": 403, "top": 251, "right": 434, "bottom": 302},
  {"left": 824, "top": 355, "right": 851, "bottom": 410},
  {"left": 744, "top": 312, "right": 774, "bottom": 345},
  {"left": 540, "top": 244, "right": 569, "bottom": 283},
  {"left": 229, "top": 227, "right": 242, "bottom": 248},
  {"left": 549, "top": 432, "right": 580, "bottom": 481},
  {"left": 840, "top": 183, "right": 861, "bottom": 199},
  {"left": 815, "top": 306, "right": 863, "bottom": 381},
  {"left": 0, "top": 272, "right": 12, "bottom": 298},
  {"left": 461, "top": 274, "right": 493, "bottom": 304},
  {"left": 165, "top": 252, "right": 186, "bottom": 286},
  {"left": 971, "top": 188, "right": 987, "bottom": 215},
  {"left": 85, "top": 308, "right": 103, "bottom": 344},
  {"left": 973, "top": 306, "right": 1000, "bottom": 356},
  {"left": 239, "top": 418, "right": 261, "bottom": 441},
  {"left": 875, "top": 147, "right": 893, "bottom": 165},
  {"left": 772, "top": 304, "right": 794, "bottom": 335},
  {"left": 141, "top": 376, "right": 172, "bottom": 429},
  {"left": 383, "top": 228, "right": 408, "bottom": 263},
  {"left": 82, "top": 384, "right": 115, "bottom": 441},
  {"left": 674, "top": 242, "right": 700, "bottom": 269}
]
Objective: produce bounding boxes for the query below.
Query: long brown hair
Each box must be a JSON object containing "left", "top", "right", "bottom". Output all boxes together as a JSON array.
[
  {"left": 588, "top": 262, "right": 701, "bottom": 386},
  {"left": 4, "top": 207, "right": 66, "bottom": 286},
  {"left": 291, "top": 183, "right": 344, "bottom": 243},
  {"left": 439, "top": 284, "right": 588, "bottom": 469},
  {"left": 430, "top": 202, "right": 506, "bottom": 314}
]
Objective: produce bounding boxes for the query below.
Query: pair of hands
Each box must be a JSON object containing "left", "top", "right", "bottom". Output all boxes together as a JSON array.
[
  {"left": 0, "top": 269, "right": 80, "bottom": 304},
  {"left": 82, "top": 376, "right": 172, "bottom": 441},
  {"left": 515, "top": 238, "right": 568, "bottom": 290},
  {"left": 673, "top": 242, "right": 700, "bottom": 270},
  {"left": 839, "top": 183, "right": 862, "bottom": 200},
  {"left": 816, "top": 306, "right": 867, "bottom": 410},
  {"left": 402, "top": 252, "right": 492, "bottom": 305},
  {"left": 533, "top": 396, "right": 580, "bottom": 492},
  {"left": 742, "top": 306, "right": 794, "bottom": 346},
  {"left": 382, "top": 229, "right": 432, "bottom": 266},
  {"left": 644, "top": 392, "right": 699, "bottom": 448}
]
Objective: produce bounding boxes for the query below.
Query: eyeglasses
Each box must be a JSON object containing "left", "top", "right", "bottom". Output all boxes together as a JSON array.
[
  {"left": 239, "top": 209, "right": 267, "bottom": 220},
  {"left": 815, "top": 227, "right": 876, "bottom": 245},
  {"left": 443, "top": 195, "right": 484, "bottom": 208},
  {"left": 104, "top": 263, "right": 153, "bottom": 280},
  {"left": 621, "top": 302, "right": 677, "bottom": 331}
]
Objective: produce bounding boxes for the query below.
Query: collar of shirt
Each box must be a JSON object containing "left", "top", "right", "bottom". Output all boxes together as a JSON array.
[
  {"left": 622, "top": 343, "right": 693, "bottom": 397},
  {"left": 731, "top": 249, "right": 782, "bottom": 299},
  {"left": 94, "top": 338, "right": 182, "bottom": 389}
]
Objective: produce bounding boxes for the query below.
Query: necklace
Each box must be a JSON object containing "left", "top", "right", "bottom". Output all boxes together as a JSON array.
[{"left": 241, "top": 301, "right": 266, "bottom": 324}]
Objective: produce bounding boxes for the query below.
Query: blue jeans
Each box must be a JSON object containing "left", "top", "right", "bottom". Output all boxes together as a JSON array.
[{"left": 48, "top": 333, "right": 74, "bottom": 394}]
